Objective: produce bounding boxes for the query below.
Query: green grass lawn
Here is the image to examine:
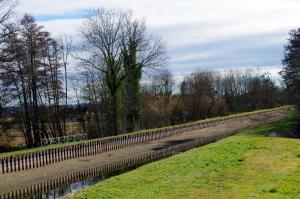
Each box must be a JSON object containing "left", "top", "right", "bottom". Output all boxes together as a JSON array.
[
  {"left": 71, "top": 114, "right": 300, "bottom": 199},
  {"left": 0, "top": 106, "right": 293, "bottom": 158}
]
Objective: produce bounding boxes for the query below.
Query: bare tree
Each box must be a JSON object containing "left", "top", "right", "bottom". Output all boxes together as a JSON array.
[
  {"left": 77, "top": 8, "right": 167, "bottom": 135},
  {"left": 0, "top": 14, "right": 66, "bottom": 147},
  {"left": 69, "top": 77, "right": 88, "bottom": 135},
  {"left": 77, "top": 8, "right": 127, "bottom": 135},
  {"left": 180, "top": 71, "right": 216, "bottom": 120},
  {"left": 59, "top": 35, "right": 72, "bottom": 134},
  {"left": 0, "top": 0, "right": 16, "bottom": 63},
  {"left": 142, "top": 69, "right": 174, "bottom": 128},
  {"left": 80, "top": 65, "right": 109, "bottom": 137}
]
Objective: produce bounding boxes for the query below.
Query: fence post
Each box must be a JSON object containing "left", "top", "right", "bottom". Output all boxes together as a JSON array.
[
  {"left": 53, "top": 148, "right": 56, "bottom": 163},
  {"left": 92, "top": 141, "right": 95, "bottom": 155},
  {"left": 99, "top": 141, "right": 103, "bottom": 153},
  {"left": 29, "top": 154, "right": 32, "bottom": 170},
  {"left": 83, "top": 142, "right": 91, "bottom": 156},
  {"left": 17, "top": 155, "right": 20, "bottom": 172},
  {"left": 36, "top": 151, "right": 39, "bottom": 168},
  {"left": 76, "top": 145, "right": 79, "bottom": 158},
  {"left": 78, "top": 144, "right": 82, "bottom": 158},
  {"left": 85, "top": 143, "right": 88, "bottom": 157},
  {"left": 106, "top": 140, "right": 109, "bottom": 152},
  {"left": 33, "top": 152, "right": 36, "bottom": 168},
  {"left": 98, "top": 141, "right": 101, "bottom": 153},
  {"left": 46, "top": 150, "right": 49, "bottom": 165},
  {"left": 51, "top": 148, "right": 55, "bottom": 163},
  {"left": 41, "top": 150, "right": 44, "bottom": 167},
  {"left": 62, "top": 147, "right": 65, "bottom": 161},
  {"left": 57, "top": 148, "right": 60, "bottom": 162},
  {"left": 1, "top": 158, "right": 4, "bottom": 174},
  {"left": 9, "top": 156, "right": 13, "bottom": 173}
]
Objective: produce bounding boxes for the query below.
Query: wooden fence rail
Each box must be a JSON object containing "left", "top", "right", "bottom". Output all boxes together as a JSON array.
[
  {"left": 0, "top": 128, "right": 239, "bottom": 199},
  {"left": 0, "top": 107, "right": 291, "bottom": 174}
]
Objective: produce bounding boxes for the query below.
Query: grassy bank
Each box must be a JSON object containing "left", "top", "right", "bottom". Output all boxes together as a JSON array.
[
  {"left": 72, "top": 114, "right": 300, "bottom": 199},
  {"left": 0, "top": 106, "right": 294, "bottom": 158}
]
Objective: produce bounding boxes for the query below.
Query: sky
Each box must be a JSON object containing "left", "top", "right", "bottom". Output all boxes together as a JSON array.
[{"left": 16, "top": 0, "right": 300, "bottom": 80}]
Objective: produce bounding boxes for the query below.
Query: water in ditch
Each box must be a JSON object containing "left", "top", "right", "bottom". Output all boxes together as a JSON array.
[
  {"left": 21, "top": 139, "right": 195, "bottom": 199},
  {"left": 30, "top": 175, "right": 105, "bottom": 199},
  {"left": 29, "top": 165, "right": 142, "bottom": 199}
]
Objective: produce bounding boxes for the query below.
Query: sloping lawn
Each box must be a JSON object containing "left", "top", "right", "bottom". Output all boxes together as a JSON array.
[{"left": 72, "top": 114, "right": 300, "bottom": 199}]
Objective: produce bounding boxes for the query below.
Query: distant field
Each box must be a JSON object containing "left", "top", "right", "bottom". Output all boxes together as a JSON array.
[
  {"left": 71, "top": 114, "right": 300, "bottom": 199},
  {"left": 0, "top": 122, "right": 85, "bottom": 149}
]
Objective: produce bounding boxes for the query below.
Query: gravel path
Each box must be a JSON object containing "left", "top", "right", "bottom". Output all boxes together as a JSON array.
[{"left": 0, "top": 108, "right": 294, "bottom": 194}]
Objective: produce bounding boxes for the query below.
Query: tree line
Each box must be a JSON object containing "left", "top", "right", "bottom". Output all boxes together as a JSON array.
[
  {"left": 0, "top": 0, "right": 295, "bottom": 148},
  {"left": 0, "top": 1, "right": 70, "bottom": 147},
  {"left": 73, "top": 66, "right": 288, "bottom": 137}
]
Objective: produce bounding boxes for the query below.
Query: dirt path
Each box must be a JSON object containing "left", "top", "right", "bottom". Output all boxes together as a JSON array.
[{"left": 0, "top": 108, "right": 294, "bottom": 194}]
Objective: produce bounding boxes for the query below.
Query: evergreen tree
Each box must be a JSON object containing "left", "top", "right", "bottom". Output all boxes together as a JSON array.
[{"left": 281, "top": 29, "right": 300, "bottom": 108}]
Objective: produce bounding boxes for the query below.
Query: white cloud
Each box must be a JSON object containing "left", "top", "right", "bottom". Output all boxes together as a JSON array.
[
  {"left": 15, "top": 0, "right": 300, "bottom": 74},
  {"left": 40, "top": 19, "right": 83, "bottom": 39},
  {"left": 171, "top": 51, "right": 218, "bottom": 62},
  {"left": 17, "top": 0, "right": 300, "bottom": 28}
]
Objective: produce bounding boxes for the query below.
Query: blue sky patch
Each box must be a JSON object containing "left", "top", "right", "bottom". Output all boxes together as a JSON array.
[{"left": 35, "top": 9, "right": 87, "bottom": 22}]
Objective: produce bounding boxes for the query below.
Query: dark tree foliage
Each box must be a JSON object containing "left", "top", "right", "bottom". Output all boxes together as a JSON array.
[
  {"left": 281, "top": 29, "right": 300, "bottom": 108},
  {"left": 281, "top": 28, "right": 300, "bottom": 135},
  {"left": 122, "top": 15, "right": 166, "bottom": 132}
]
